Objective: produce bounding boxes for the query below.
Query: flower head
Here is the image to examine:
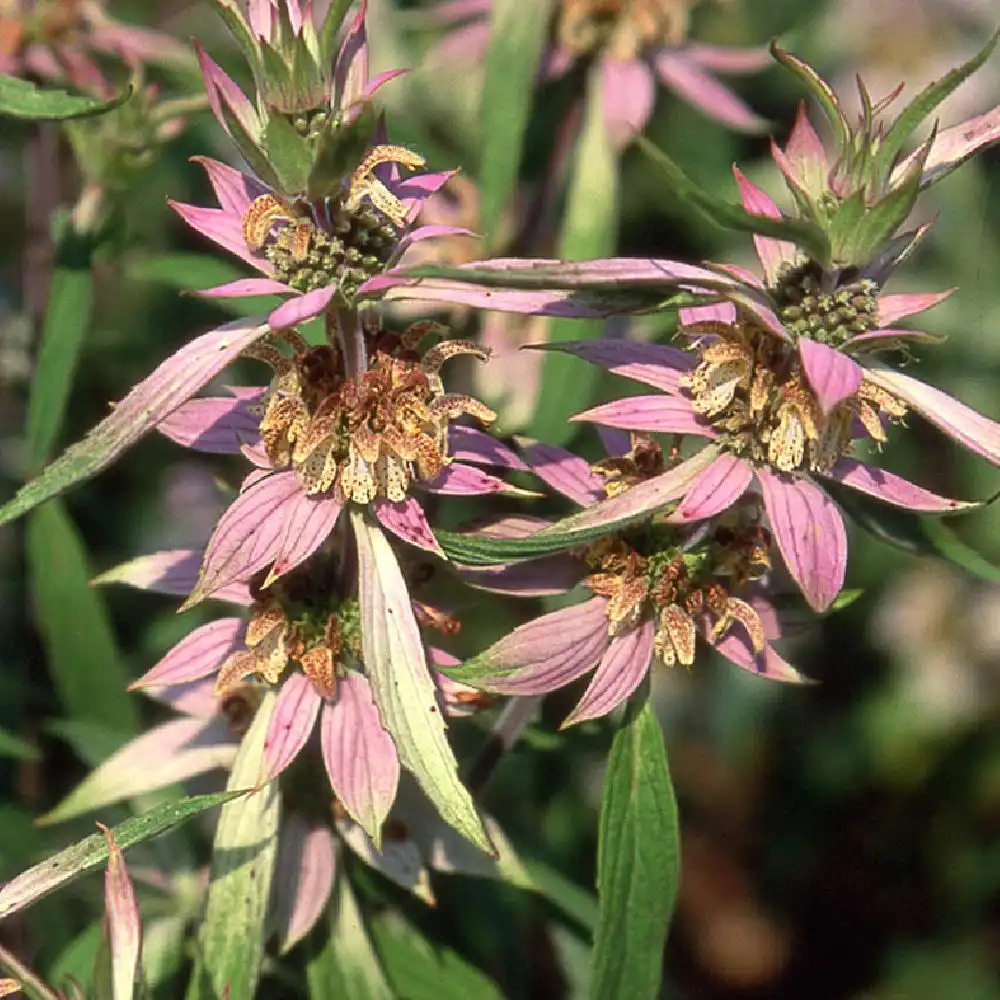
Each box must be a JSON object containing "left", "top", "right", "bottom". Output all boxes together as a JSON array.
[
  {"left": 452, "top": 434, "right": 803, "bottom": 727},
  {"left": 428, "top": 0, "right": 768, "bottom": 147}
]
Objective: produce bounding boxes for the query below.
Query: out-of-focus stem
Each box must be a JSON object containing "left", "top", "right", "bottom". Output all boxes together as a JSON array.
[
  {"left": 465, "top": 694, "right": 542, "bottom": 797},
  {"left": 23, "top": 124, "right": 60, "bottom": 334},
  {"left": 0, "top": 942, "right": 59, "bottom": 1000}
]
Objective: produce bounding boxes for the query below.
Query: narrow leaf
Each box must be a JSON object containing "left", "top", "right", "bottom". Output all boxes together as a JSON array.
[
  {"left": 27, "top": 499, "right": 138, "bottom": 733},
  {"left": 305, "top": 871, "right": 393, "bottom": 1000},
  {"left": 636, "top": 136, "right": 832, "bottom": 265},
  {"left": 0, "top": 75, "right": 131, "bottom": 119},
  {"left": 876, "top": 30, "right": 1000, "bottom": 176},
  {"left": 25, "top": 230, "right": 95, "bottom": 468},
  {"left": 0, "top": 792, "right": 243, "bottom": 920},
  {"left": 0, "top": 316, "right": 269, "bottom": 527},
  {"left": 0, "top": 728, "right": 38, "bottom": 762},
  {"left": 535, "top": 62, "right": 618, "bottom": 446},
  {"left": 188, "top": 693, "right": 280, "bottom": 1000},
  {"left": 351, "top": 511, "right": 492, "bottom": 853},
  {"left": 590, "top": 697, "right": 679, "bottom": 1000},
  {"left": 478, "top": 0, "right": 553, "bottom": 244}
]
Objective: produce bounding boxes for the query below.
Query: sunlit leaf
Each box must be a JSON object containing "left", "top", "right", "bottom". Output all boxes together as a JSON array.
[
  {"left": 590, "top": 696, "right": 679, "bottom": 1000},
  {"left": 0, "top": 75, "right": 131, "bottom": 119},
  {"left": 0, "top": 791, "right": 243, "bottom": 920}
]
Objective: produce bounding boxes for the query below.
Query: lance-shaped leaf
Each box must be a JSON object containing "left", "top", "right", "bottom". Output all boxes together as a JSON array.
[
  {"left": 875, "top": 30, "right": 1000, "bottom": 178},
  {"left": 98, "top": 826, "right": 141, "bottom": 1000},
  {"left": 190, "top": 693, "right": 280, "bottom": 1000},
  {"left": 635, "top": 135, "right": 831, "bottom": 265},
  {"left": 436, "top": 447, "right": 719, "bottom": 566},
  {"left": 536, "top": 60, "right": 619, "bottom": 446},
  {"left": 305, "top": 868, "right": 393, "bottom": 1000},
  {"left": 0, "top": 74, "right": 131, "bottom": 119},
  {"left": 590, "top": 696, "right": 679, "bottom": 1000},
  {"left": 0, "top": 316, "right": 269, "bottom": 527},
  {"left": 351, "top": 511, "right": 492, "bottom": 853},
  {"left": 479, "top": 0, "right": 552, "bottom": 245},
  {"left": 769, "top": 43, "right": 850, "bottom": 153},
  {"left": 0, "top": 791, "right": 243, "bottom": 920}
]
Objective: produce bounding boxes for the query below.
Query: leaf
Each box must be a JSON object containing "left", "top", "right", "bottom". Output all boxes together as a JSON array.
[
  {"left": 25, "top": 228, "right": 96, "bottom": 469},
  {"left": 27, "top": 499, "right": 139, "bottom": 733},
  {"left": 0, "top": 942, "right": 59, "bottom": 1000},
  {"left": 187, "top": 693, "right": 280, "bottom": 1000},
  {"left": 370, "top": 912, "right": 507, "bottom": 1000},
  {"left": 0, "top": 727, "right": 38, "bottom": 762},
  {"left": 522, "top": 857, "right": 598, "bottom": 933},
  {"left": 478, "top": 0, "right": 553, "bottom": 246},
  {"left": 0, "top": 791, "right": 243, "bottom": 920},
  {"left": 876, "top": 30, "right": 1000, "bottom": 177},
  {"left": 351, "top": 511, "right": 493, "bottom": 853},
  {"left": 0, "top": 75, "right": 131, "bottom": 119},
  {"left": 263, "top": 113, "right": 313, "bottom": 194},
  {"left": 0, "top": 315, "right": 268, "bottom": 527},
  {"left": 769, "top": 43, "right": 849, "bottom": 153},
  {"left": 305, "top": 872, "right": 393, "bottom": 1000},
  {"left": 98, "top": 826, "right": 141, "bottom": 1000},
  {"left": 534, "top": 62, "right": 618, "bottom": 446},
  {"left": 589, "top": 697, "right": 679, "bottom": 1000},
  {"left": 635, "top": 136, "right": 832, "bottom": 265}
]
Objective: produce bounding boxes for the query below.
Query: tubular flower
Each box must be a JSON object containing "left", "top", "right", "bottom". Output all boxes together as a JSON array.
[
  {"left": 153, "top": 315, "right": 529, "bottom": 605},
  {"left": 0, "top": 0, "right": 189, "bottom": 95},
  {"left": 556, "top": 312, "right": 977, "bottom": 612},
  {"left": 453, "top": 435, "right": 803, "bottom": 728},
  {"left": 427, "top": 0, "right": 768, "bottom": 147}
]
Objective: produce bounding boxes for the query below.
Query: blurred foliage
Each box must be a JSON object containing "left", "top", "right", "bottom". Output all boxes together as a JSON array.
[{"left": 1, "top": 0, "right": 1000, "bottom": 997}]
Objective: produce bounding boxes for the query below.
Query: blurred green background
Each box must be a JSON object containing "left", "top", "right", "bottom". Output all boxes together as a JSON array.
[{"left": 3, "top": 0, "right": 1000, "bottom": 997}]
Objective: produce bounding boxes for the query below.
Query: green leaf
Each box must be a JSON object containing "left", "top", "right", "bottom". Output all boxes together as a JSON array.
[
  {"left": 636, "top": 136, "right": 832, "bottom": 266},
  {"left": 370, "top": 912, "right": 507, "bottom": 1000},
  {"left": 0, "top": 942, "right": 60, "bottom": 1000},
  {"left": 27, "top": 499, "right": 139, "bottom": 733},
  {"left": 876, "top": 30, "right": 1000, "bottom": 178},
  {"left": 589, "top": 697, "right": 679, "bottom": 1000},
  {"left": 319, "top": 0, "right": 354, "bottom": 65},
  {"left": 478, "top": 0, "right": 553, "bottom": 246},
  {"left": 0, "top": 75, "right": 131, "bottom": 120},
  {"left": 206, "top": 0, "right": 261, "bottom": 72},
  {"left": 0, "top": 315, "right": 268, "bottom": 527},
  {"left": 769, "top": 44, "right": 849, "bottom": 154},
  {"left": 351, "top": 510, "right": 492, "bottom": 853},
  {"left": 25, "top": 230, "right": 96, "bottom": 469},
  {"left": 263, "top": 113, "right": 313, "bottom": 194},
  {"left": 306, "top": 873, "right": 393, "bottom": 1000},
  {"left": 307, "top": 104, "right": 376, "bottom": 200},
  {"left": 0, "top": 792, "right": 243, "bottom": 921},
  {"left": 0, "top": 727, "right": 39, "bottom": 762},
  {"left": 534, "top": 62, "right": 618, "bottom": 446},
  {"left": 187, "top": 694, "right": 280, "bottom": 1000}
]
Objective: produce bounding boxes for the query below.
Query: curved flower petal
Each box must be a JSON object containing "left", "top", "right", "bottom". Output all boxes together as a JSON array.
[
  {"left": 272, "top": 816, "right": 336, "bottom": 954},
  {"left": 168, "top": 200, "right": 265, "bottom": 272},
  {"left": 261, "top": 673, "right": 322, "bottom": 784},
  {"left": 334, "top": 0, "right": 369, "bottom": 112},
  {"left": 130, "top": 618, "right": 245, "bottom": 690},
  {"left": 157, "top": 396, "right": 263, "bottom": 454},
  {"left": 798, "top": 338, "right": 864, "bottom": 415},
  {"left": 756, "top": 468, "right": 847, "bottom": 613},
  {"left": 684, "top": 43, "right": 771, "bottom": 74},
  {"left": 654, "top": 49, "right": 767, "bottom": 132},
  {"left": 601, "top": 55, "right": 655, "bottom": 149},
  {"left": 468, "top": 597, "right": 611, "bottom": 694},
  {"left": 268, "top": 285, "right": 338, "bottom": 330},
  {"left": 322, "top": 672, "right": 400, "bottom": 844},
  {"left": 533, "top": 338, "right": 695, "bottom": 393},
  {"left": 195, "top": 278, "right": 290, "bottom": 299},
  {"left": 866, "top": 363, "right": 1000, "bottom": 466},
  {"left": 448, "top": 425, "right": 528, "bottom": 470},
  {"left": 877, "top": 289, "right": 954, "bottom": 325},
  {"left": 193, "top": 156, "right": 268, "bottom": 218},
  {"left": 519, "top": 441, "right": 606, "bottom": 506},
  {"left": 679, "top": 301, "right": 737, "bottom": 325},
  {"left": 732, "top": 166, "right": 796, "bottom": 285},
  {"left": 574, "top": 394, "right": 714, "bottom": 437},
  {"left": 773, "top": 101, "right": 829, "bottom": 200},
  {"left": 670, "top": 453, "right": 753, "bottom": 522},
  {"left": 93, "top": 549, "right": 252, "bottom": 605},
  {"left": 825, "top": 458, "right": 976, "bottom": 512},
  {"left": 713, "top": 632, "right": 806, "bottom": 683},
  {"left": 459, "top": 554, "right": 583, "bottom": 597},
  {"left": 373, "top": 497, "right": 444, "bottom": 556},
  {"left": 423, "top": 463, "right": 531, "bottom": 496},
  {"left": 561, "top": 618, "right": 655, "bottom": 727}
]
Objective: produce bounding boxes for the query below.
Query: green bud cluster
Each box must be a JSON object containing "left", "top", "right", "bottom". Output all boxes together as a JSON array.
[
  {"left": 264, "top": 200, "right": 398, "bottom": 300},
  {"left": 773, "top": 263, "right": 879, "bottom": 347}
]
